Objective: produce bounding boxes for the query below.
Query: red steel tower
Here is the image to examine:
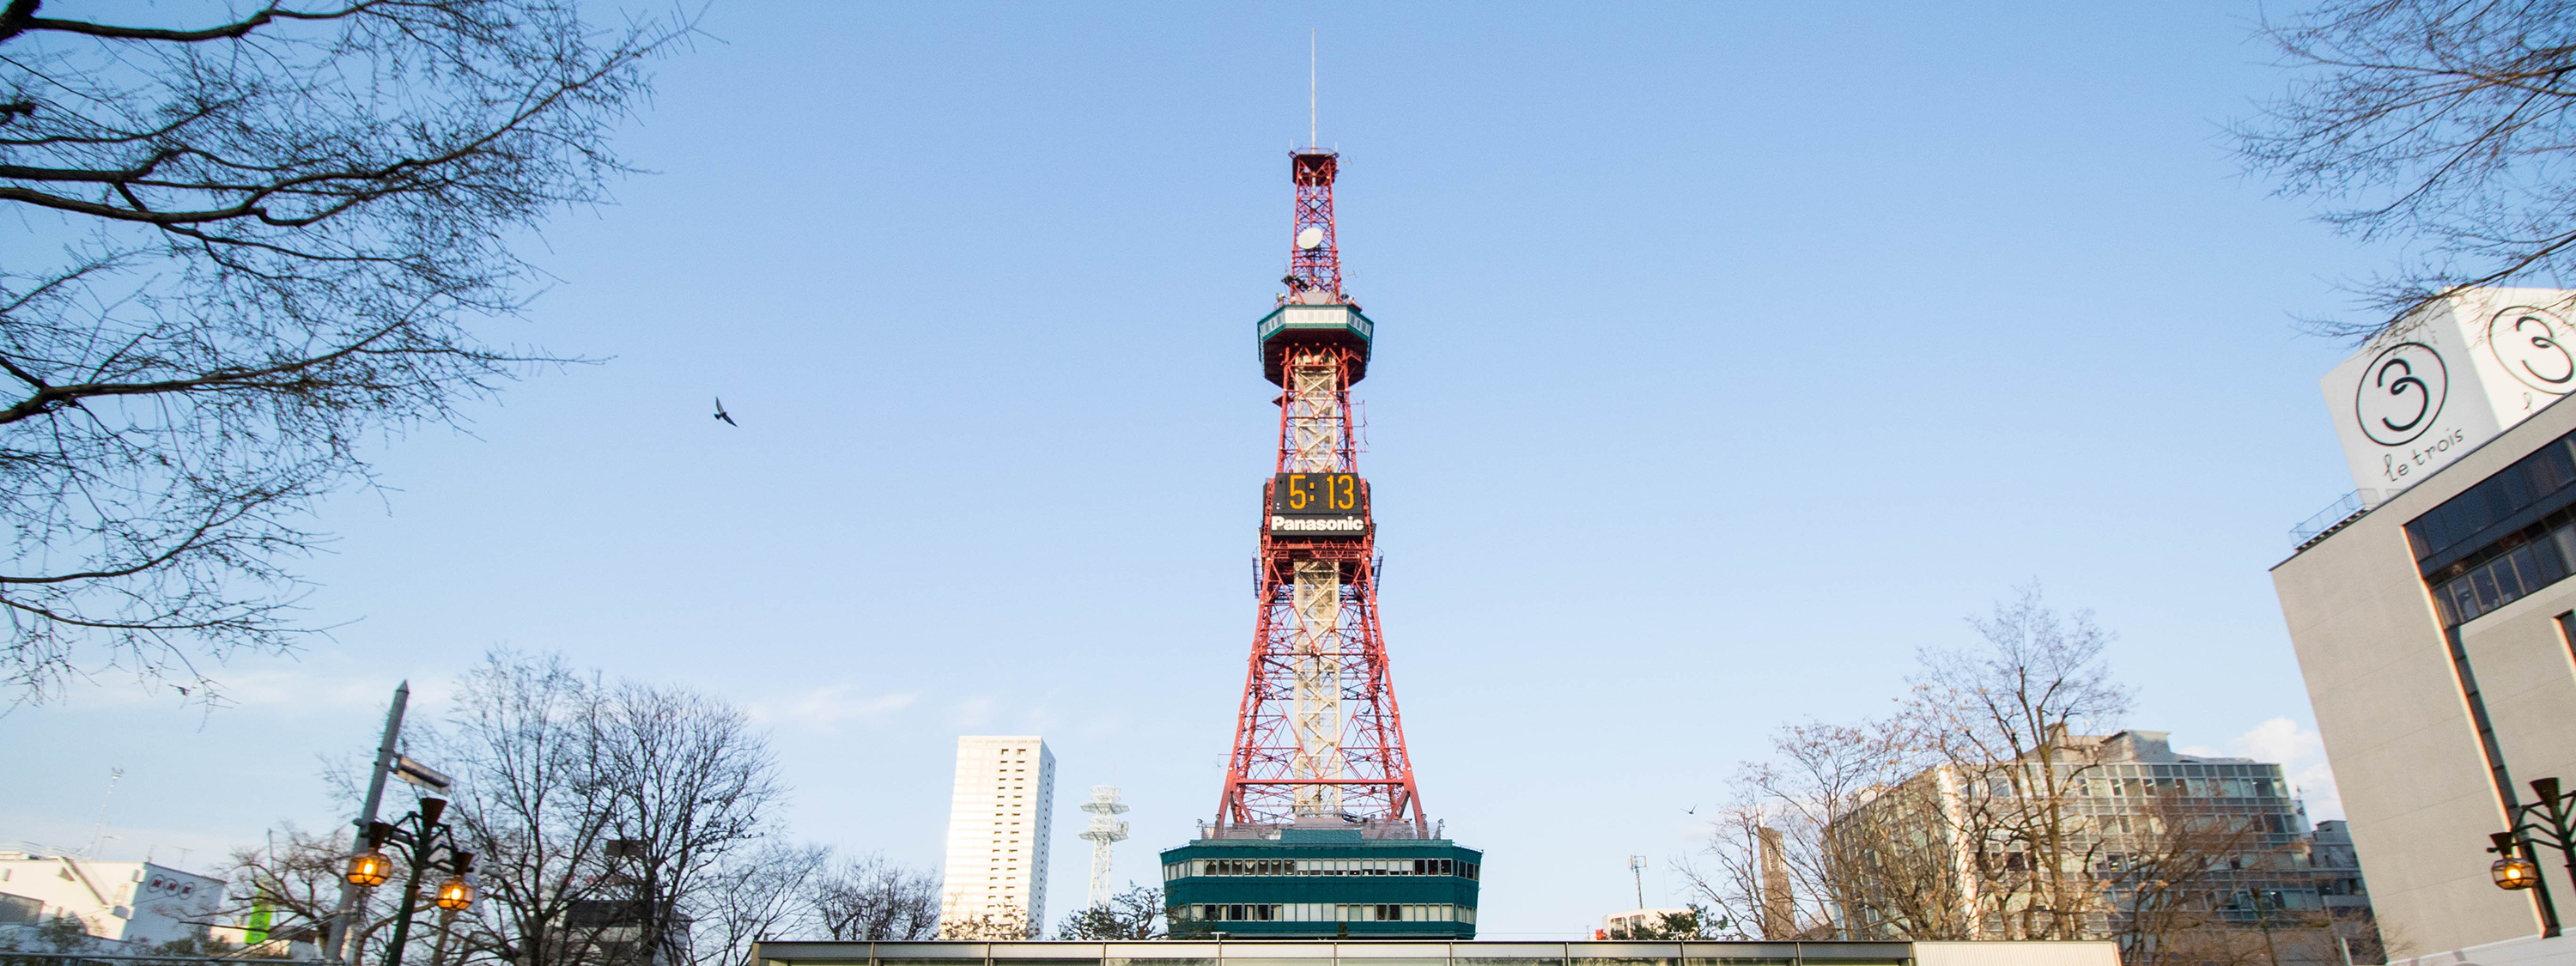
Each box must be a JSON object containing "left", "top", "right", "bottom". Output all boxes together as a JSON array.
[{"left": 1218, "top": 146, "right": 1424, "bottom": 835}]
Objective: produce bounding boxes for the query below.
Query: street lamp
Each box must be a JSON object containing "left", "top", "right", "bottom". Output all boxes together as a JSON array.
[
  {"left": 2488, "top": 775, "right": 2575, "bottom": 938},
  {"left": 341, "top": 797, "right": 476, "bottom": 966},
  {"left": 346, "top": 850, "right": 393, "bottom": 888},
  {"left": 434, "top": 876, "right": 476, "bottom": 911},
  {"left": 2492, "top": 833, "right": 2543, "bottom": 890}
]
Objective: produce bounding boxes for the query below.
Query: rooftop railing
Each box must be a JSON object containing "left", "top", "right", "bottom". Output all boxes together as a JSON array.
[{"left": 2290, "top": 490, "right": 2386, "bottom": 550}]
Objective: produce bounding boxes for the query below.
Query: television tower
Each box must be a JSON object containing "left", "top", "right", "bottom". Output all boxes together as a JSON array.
[
  {"left": 1153, "top": 109, "right": 1481, "bottom": 940},
  {"left": 1077, "top": 785, "right": 1129, "bottom": 908},
  {"left": 1216, "top": 139, "right": 1425, "bottom": 835}
]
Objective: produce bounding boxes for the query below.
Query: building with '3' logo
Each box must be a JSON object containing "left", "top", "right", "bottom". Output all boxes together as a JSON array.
[
  {"left": 2277, "top": 287, "right": 2576, "bottom": 964},
  {"left": 2323, "top": 288, "right": 2576, "bottom": 495}
]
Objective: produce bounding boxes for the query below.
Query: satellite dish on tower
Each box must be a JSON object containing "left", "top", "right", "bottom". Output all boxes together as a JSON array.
[{"left": 1296, "top": 226, "right": 1325, "bottom": 250}]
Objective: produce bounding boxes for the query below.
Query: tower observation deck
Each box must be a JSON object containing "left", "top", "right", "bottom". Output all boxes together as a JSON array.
[{"left": 1159, "top": 146, "right": 1479, "bottom": 939}]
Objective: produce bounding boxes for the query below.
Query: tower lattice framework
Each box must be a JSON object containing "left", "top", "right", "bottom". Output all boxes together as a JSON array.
[
  {"left": 1218, "top": 147, "right": 1425, "bottom": 835},
  {"left": 1077, "top": 785, "right": 1129, "bottom": 908}
]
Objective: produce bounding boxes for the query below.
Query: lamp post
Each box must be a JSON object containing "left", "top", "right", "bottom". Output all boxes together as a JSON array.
[
  {"left": 343, "top": 797, "right": 477, "bottom": 966},
  {"left": 2488, "top": 775, "right": 2576, "bottom": 938}
]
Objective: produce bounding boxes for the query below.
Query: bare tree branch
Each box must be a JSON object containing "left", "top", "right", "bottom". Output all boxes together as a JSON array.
[
  {"left": 0, "top": 2, "right": 387, "bottom": 46},
  {"left": 0, "top": 0, "right": 695, "bottom": 702},
  {"left": 2239, "top": 0, "right": 2576, "bottom": 338}
]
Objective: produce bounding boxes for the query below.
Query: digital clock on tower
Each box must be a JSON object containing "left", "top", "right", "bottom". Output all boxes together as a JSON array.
[{"left": 1268, "top": 472, "right": 1370, "bottom": 538}]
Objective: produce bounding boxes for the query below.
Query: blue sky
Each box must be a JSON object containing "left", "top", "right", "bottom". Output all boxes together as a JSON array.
[{"left": 5, "top": 1, "right": 2380, "bottom": 939}]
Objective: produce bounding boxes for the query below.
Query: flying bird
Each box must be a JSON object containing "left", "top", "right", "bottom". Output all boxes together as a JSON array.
[{"left": 713, "top": 398, "right": 738, "bottom": 427}]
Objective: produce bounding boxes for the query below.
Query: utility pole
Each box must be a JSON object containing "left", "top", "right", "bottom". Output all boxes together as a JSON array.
[
  {"left": 328, "top": 682, "right": 410, "bottom": 964},
  {"left": 1629, "top": 855, "right": 1648, "bottom": 910}
]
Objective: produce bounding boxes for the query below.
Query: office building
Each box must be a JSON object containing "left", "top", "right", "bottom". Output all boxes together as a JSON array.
[
  {"left": 2274, "top": 288, "right": 2576, "bottom": 964},
  {"left": 0, "top": 852, "right": 222, "bottom": 947},
  {"left": 939, "top": 736, "right": 1055, "bottom": 939},
  {"left": 1827, "top": 730, "right": 2378, "bottom": 964}
]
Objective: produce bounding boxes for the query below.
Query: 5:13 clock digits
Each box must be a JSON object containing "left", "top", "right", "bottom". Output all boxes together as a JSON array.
[{"left": 1276, "top": 472, "right": 1364, "bottom": 513}]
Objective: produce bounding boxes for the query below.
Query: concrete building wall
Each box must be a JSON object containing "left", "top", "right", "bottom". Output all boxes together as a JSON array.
[
  {"left": 2459, "top": 587, "right": 2576, "bottom": 817},
  {"left": 2273, "top": 391, "right": 2576, "bottom": 957},
  {"left": 938, "top": 736, "right": 1055, "bottom": 937},
  {"left": 0, "top": 854, "right": 222, "bottom": 946}
]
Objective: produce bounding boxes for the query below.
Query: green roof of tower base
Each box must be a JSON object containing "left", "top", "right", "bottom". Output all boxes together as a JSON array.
[{"left": 1158, "top": 836, "right": 1482, "bottom": 939}]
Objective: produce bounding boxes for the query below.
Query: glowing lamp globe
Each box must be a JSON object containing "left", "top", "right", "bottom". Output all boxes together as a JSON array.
[
  {"left": 2494, "top": 854, "right": 2542, "bottom": 890},
  {"left": 434, "top": 877, "right": 476, "bottom": 910},
  {"left": 345, "top": 851, "right": 392, "bottom": 888}
]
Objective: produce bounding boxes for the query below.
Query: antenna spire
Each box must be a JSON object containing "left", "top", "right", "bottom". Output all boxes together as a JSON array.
[{"left": 1285, "top": 31, "right": 1343, "bottom": 303}]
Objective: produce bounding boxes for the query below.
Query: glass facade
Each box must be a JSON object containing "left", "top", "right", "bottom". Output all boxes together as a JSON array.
[
  {"left": 2403, "top": 427, "right": 2576, "bottom": 625},
  {"left": 2057, "top": 760, "right": 2315, "bottom": 901},
  {"left": 1176, "top": 903, "right": 1473, "bottom": 924},
  {"left": 1167, "top": 859, "right": 1479, "bottom": 880},
  {"left": 2427, "top": 513, "right": 2576, "bottom": 624},
  {"left": 2404, "top": 427, "right": 2576, "bottom": 565}
]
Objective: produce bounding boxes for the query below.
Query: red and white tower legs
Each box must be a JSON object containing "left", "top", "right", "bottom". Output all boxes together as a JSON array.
[{"left": 1218, "top": 148, "right": 1426, "bottom": 836}]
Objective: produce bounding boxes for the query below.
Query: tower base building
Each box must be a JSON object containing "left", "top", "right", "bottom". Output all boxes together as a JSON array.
[{"left": 1159, "top": 826, "right": 1481, "bottom": 939}]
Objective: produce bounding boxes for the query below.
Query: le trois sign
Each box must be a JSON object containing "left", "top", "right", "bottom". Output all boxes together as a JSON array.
[
  {"left": 1268, "top": 471, "right": 1370, "bottom": 538},
  {"left": 2325, "top": 287, "right": 2576, "bottom": 495}
]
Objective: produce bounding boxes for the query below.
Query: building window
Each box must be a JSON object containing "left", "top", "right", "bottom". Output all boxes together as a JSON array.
[
  {"left": 2408, "top": 432, "right": 2576, "bottom": 562},
  {"left": 1180, "top": 854, "right": 1473, "bottom": 878},
  {"left": 1191, "top": 903, "right": 1283, "bottom": 922},
  {"left": 2431, "top": 519, "right": 2576, "bottom": 624}
]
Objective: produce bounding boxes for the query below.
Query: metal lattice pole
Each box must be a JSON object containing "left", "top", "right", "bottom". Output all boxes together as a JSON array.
[{"left": 1077, "top": 786, "right": 1130, "bottom": 908}]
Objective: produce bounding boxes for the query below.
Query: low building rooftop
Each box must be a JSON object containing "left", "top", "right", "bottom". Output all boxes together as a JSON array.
[{"left": 751, "top": 939, "right": 2117, "bottom": 966}]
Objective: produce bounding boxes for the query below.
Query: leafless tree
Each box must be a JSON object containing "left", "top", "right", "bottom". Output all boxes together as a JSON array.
[
  {"left": 207, "top": 818, "right": 477, "bottom": 966},
  {"left": 0, "top": 0, "right": 690, "bottom": 703},
  {"left": 2238, "top": 0, "right": 2576, "bottom": 337},
  {"left": 1680, "top": 716, "right": 1954, "bottom": 940},
  {"left": 429, "top": 651, "right": 619, "bottom": 966},
  {"left": 1054, "top": 885, "right": 1164, "bottom": 940},
  {"left": 1692, "top": 586, "right": 2155, "bottom": 943},
  {"left": 586, "top": 683, "right": 788, "bottom": 966},
  {"left": 1913, "top": 585, "right": 2132, "bottom": 940},
  {"left": 2101, "top": 792, "right": 2273, "bottom": 966},
  {"left": 686, "top": 841, "right": 830, "bottom": 966},
  {"left": 1817, "top": 768, "right": 1983, "bottom": 940},
  {"left": 936, "top": 910, "right": 1035, "bottom": 941},
  {"left": 811, "top": 854, "right": 940, "bottom": 942},
  {"left": 215, "top": 823, "right": 384, "bottom": 957},
  {"left": 416, "top": 651, "right": 789, "bottom": 966},
  {"left": 1598, "top": 905, "right": 1726, "bottom": 940}
]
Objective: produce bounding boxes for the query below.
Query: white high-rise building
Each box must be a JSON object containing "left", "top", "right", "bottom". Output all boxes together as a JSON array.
[{"left": 938, "top": 736, "right": 1054, "bottom": 938}]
